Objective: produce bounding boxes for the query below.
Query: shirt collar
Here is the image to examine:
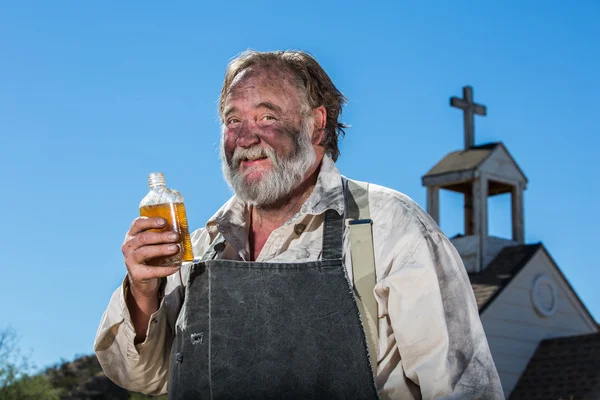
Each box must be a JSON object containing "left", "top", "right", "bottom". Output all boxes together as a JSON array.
[
  {"left": 206, "top": 155, "right": 345, "bottom": 240},
  {"left": 299, "top": 154, "right": 345, "bottom": 217}
]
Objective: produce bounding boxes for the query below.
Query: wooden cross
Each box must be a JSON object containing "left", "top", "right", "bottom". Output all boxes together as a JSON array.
[{"left": 450, "top": 86, "right": 487, "bottom": 149}]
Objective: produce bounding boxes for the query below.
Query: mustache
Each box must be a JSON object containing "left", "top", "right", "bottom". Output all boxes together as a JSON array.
[{"left": 231, "top": 146, "right": 276, "bottom": 167}]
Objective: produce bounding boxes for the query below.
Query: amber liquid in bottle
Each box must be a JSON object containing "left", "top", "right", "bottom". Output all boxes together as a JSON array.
[{"left": 140, "top": 202, "right": 193, "bottom": 266}]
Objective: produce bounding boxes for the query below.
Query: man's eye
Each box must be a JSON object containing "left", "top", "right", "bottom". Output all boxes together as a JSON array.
[
  {"left": 259, "top": 115, "right": 277, "bottom": 125},
  {"left": 227, "top": 118, "right": 241, "bottom": 127}
]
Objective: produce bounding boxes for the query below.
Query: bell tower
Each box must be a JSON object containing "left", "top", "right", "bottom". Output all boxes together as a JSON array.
[{"left": 422, "top": 86, "right": 528, "bottom": 273}]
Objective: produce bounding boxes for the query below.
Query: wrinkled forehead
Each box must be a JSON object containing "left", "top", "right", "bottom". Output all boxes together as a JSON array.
[{"left": 225, "top": 65, "right": 305, "bottom": 106}]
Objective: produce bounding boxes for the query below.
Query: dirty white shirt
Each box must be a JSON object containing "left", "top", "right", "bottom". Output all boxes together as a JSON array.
[{"left": 94, "top": 156, "right": 504, "bottom": 399}]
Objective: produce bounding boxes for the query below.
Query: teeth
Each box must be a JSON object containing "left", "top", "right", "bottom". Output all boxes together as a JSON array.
[{"left": 233, "top": 147, "right": 269, "bottom": 165}]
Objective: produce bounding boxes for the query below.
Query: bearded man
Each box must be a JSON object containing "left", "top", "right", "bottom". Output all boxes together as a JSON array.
[{"left": 95, "top": 50, "right": 504, "bottom": 399}]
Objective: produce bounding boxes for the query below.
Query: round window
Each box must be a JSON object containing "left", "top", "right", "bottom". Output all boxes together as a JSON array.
[{"left": 531, "top": 274, "right": 558, "bottom": 317}]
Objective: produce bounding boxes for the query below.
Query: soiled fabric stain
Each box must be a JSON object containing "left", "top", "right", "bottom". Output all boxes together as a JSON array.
[
  {"left": 428, "top": 233, "right": 504, "bottom": 399},
  {"left": 95, "top": 155, "right": 504, "bottom": 399},
  {"left": 167, "top": 210, "right": 379, "bottom": 399}
]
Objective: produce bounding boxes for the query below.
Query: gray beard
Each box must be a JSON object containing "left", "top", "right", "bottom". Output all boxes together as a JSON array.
[{"left": 220, "top": 119, "right": 316, "bottom": 206}]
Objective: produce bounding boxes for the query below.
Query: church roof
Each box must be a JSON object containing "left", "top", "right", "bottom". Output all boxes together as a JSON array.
[
  {"left": 470, "top": 243, "right": 598, "bottom": 326},
  {"left": 508, "top": 332, "right": 600, "bottom": 400},
  {"left": 424, "top": 142, "right": 499, "bottom": 178},
  {"left": 469, "top": 243, "right": 542, "bottom": 312}
]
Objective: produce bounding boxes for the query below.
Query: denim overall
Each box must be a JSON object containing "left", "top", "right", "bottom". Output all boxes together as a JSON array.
[{"left": 168, "top": 208, "right": 379, "bottom": 399}]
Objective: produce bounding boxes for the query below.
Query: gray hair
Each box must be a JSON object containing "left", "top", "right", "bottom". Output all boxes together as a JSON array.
[{"left": 219, "top": 50, "right": 348, "bottom": 161}]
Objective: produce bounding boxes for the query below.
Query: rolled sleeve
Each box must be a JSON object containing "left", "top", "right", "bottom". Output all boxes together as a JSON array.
[
  {"left": 94, "top": 227, "right": 209, "bottom": 394},
  {"left": 383, "top": 232, "right": 504, "bottom": 400},
  {"left": 94, "top": 278, "right": 175, "bottom": 395}
]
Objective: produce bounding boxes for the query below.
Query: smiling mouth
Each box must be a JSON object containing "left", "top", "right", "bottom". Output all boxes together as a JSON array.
[{"left": 242, "top": 155, "right": 268, "bottom": 162}]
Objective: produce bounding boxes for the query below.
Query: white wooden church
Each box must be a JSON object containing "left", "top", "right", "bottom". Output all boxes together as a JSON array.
[{"left": 422, "top": 87, "right": 599, "bottom": 399}]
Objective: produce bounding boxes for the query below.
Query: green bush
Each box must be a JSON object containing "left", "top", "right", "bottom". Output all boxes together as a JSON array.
[
  {"left": 0, "top": 375, "right": 61, "bottom": 400},
  {"left": 0, "top": 327, "right": 61, "bottom": 400}
]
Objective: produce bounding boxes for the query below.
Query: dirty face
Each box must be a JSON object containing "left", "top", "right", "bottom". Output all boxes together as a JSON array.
[{"left": 220, "top": 68, "right": 318, "bottom": 205}]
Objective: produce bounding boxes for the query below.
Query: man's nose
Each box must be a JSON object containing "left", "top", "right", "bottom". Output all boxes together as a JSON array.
[{"left": 236, "top": 120, "right": 260, "bottom": 148}]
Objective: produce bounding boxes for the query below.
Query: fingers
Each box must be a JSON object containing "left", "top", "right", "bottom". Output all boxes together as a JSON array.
[
  {"left": 123, "top": 236, "right": 180, "bottom": 268},
  {"left": 125, "top": 230, "right": 180, "bottom": 252},
  {"left": 122, "top": 222, "right": 179, "bottom": 257},
  {"left": 124, "top": 243, "right": 182, "bottom": 285},
  {"left": 129, "top": 216, "right": 167, "bottom": 236},
  {"left": 122, "top": 217, "right": 184, "bottom": 287},
  {"left": 133, "top": 243, "right": 180, "bottom": 264}
]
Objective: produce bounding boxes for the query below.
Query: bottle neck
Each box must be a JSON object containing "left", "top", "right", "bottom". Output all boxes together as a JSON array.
[{"left": 148, "top": 172, "right": 166, "bottom": 189}]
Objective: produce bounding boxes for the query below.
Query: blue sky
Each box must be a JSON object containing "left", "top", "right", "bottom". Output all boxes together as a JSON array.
[{"left": 1, "top": 1, "right": 598, "bottom": 370}]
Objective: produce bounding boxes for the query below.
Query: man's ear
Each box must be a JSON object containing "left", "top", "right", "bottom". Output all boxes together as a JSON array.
[{"left": 311, "top": 105, "right": 327, "bottom": 144}]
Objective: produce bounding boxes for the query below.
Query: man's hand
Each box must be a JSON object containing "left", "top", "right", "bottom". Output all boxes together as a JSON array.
[
  {"left": 121, "top": 216, "right": 182, "bottom": 343},
  {"left": 123, "top": 216, "right": 181, "bottom": 292}
]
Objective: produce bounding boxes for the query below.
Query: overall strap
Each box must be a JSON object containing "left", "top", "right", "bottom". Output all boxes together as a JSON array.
[
  {"left": 344, "top": 178, "right": 379, "bottom": 371},
  {"left": 321, "top": 208, "right": 345, "bottom": 260}
]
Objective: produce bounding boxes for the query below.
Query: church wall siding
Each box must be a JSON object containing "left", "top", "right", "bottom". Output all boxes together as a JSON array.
[
  {"left": 493, "top": 286, "right": 588, "bottom": 318},
  {"left": 497, "top": 374, "right": 520, "bottom": 398},
  {"left": 488, "top": 356, "right": 528, "bottom": 395},
  {"left": 481, "top": 335, "right": 538, "bottom": 355},
  {"left": 506, "top": 250, "right": 598, "bottom": 330},
  {"left": 480, "top": 249, "right": 598, "bottom": 397},
  {"left": 483, "top": 318, "right": 585, "bottom": 341}
]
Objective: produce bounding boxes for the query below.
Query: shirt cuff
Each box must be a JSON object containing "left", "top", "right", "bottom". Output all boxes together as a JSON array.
[{"left": 120, "top": 277, "right": 168, "bottom": 358}]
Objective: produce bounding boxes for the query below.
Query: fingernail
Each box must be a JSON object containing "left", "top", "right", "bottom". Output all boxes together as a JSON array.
[
  {"left": 168, "top": 233, "right": 178, "bottom": 240},
  {"left": 157, "top": 219, "right": 166, "bottom": 226},
  {"left": 169, "top": 244, "right": 179, "bottom": 252}
]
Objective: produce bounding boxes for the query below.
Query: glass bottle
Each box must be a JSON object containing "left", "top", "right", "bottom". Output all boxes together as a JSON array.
[{"left": 139, "top": 172, "right": 193, "bottom": 266}]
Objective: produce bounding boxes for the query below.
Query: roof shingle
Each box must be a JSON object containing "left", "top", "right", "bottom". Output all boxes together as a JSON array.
[
  {"left": 423, "top": 143, "right": 499, "bottom": 178},
  {"left": 469, "top": 243, "right": 541, "bottom": 312},
  {"left": 509, "top": 332, "right": 600, "bottom": 400}
]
